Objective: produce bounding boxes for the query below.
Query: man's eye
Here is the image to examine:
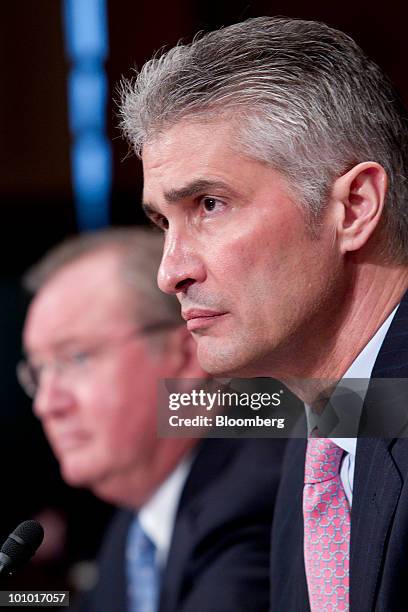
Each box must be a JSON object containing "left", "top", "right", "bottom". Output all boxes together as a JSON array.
[
  {"left": 69, "top": 351, "right": 91, "bottom": 366},
  {"left": 201, "top": 197, "right": 224, "bottom": 213}
]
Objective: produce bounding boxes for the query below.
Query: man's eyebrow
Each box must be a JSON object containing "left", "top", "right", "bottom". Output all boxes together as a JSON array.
[
  {"left": 25, "top": 337, "right": 97, "bottom": 358},
  {"left": 142, "top": 178, "right": 233, "bottom": 214},
  {"left": 164, "top": 179, "right": 230, "bottom": 202}
]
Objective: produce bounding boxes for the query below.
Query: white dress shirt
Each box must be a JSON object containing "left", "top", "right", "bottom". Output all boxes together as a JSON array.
[
  {"left": 329, "top": 306, "right": 398, "bottom": 506},
  {"left": 138, "top": 455, "right": 194, "bottom": 568}
]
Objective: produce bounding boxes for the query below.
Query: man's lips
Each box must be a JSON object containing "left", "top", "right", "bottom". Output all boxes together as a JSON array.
[
  {"left": 182, "top": 309, "right": 228, "bottom": 331},
  {"left": 50, "top": 430, "right": 90, "bottom": 453}
]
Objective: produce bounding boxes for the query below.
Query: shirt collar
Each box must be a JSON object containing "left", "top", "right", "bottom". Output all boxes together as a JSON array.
[
  {"left": 137, "top": 454, "right": 193, "bottom": 568},
  {"left": 341, "top": 305, "right": 398, "bottom": 380},
  {"left": 305, "top": 305, "right": 398, "bottom": 454}
]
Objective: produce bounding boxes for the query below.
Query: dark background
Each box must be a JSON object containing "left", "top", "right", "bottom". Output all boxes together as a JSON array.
[{"left": 0, "top": 0, "right": 407, "bottom": 590}]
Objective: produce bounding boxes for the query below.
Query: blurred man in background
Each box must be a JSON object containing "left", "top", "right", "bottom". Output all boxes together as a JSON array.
[{"left": 20, "top": 227, "right": 285, "bottom": 612}]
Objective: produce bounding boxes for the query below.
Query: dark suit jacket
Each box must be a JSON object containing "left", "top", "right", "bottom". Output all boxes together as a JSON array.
[
  {"left": 75, "top": 437, "right": 286, "bottom": 612},
  {"left": 270, "top": 293, "right": 408, "bottom": 611}
]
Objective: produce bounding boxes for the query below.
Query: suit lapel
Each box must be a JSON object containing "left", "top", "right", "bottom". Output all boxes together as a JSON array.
[
  {"left": 92, "top": 510, "right": 132, "bottom": 612},
  {"left": 270, "top": 436, "right": 310, "bottom": 611},
  {"left": 350, "top": 438, "right": 402, "bottom": 611},
  {"left": 351, "top": 292, "right": 408, "bottom": 610},
  {"left": 369, "top": 291, "right": 408, "bottom": 379},
  {"left": 159, "top": 439, "right": 238, "bottom": 612}
]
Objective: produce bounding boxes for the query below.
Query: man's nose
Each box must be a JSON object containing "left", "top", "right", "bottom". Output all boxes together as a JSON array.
[
  {"left": 158, "top": 231, "right": 206, "bottom": 294},
  {"left": 33, "top": 372, "right": 74, "bottom": 420}
]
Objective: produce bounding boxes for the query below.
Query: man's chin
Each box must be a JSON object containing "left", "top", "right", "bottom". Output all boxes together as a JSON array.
[
  {"left": 89, "top": 476, "right": 143, "bottom": 508},
  {"left": 196, "top": 338, "right": 269, "bottom": 378},
  {"left": 59, "top": 459, "right": 97, "bottom": 489},
  {"left": 197, "top": 342, "right": 248, "bottom": 377}
]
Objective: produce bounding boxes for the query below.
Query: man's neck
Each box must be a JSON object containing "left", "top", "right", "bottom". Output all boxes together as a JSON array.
[{"left": 277, "top": 263, "right": 408, "bottom": 403}]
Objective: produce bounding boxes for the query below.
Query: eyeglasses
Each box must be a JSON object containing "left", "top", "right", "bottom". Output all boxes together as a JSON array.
[{"left": 17, "top": 321, "right": 178, "bottom": 399}]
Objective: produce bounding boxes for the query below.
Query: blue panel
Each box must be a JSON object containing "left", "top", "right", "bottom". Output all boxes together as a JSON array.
[
  {"left": 68, "top": 67, "right": 108, "bottom": 134},
  {"left": 62, "top": 0, "right": 111, "bottom": 230},
  {"left": 72, "top": 134, "right": 112, "bottom": 229},
  {"left": 64, "top": 0, "right": 109, "bottom": 61}
]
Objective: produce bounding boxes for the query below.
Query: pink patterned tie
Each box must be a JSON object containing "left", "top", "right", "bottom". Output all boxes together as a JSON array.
[{"left": 303, "top": 438, "right": 350, "bottom": 611}]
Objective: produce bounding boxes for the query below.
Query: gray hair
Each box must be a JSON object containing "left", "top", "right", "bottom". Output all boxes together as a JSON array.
[
  {"left": 23, "top": 227, "right": 182, "bottom": 330},
  {"left": 119, "top": 16, "right": 408, "bottom": 262}
]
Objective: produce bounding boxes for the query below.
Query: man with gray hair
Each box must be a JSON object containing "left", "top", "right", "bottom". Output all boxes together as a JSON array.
[
  {"left": 20, "top": 227, "right": 285, "bottom": 611},
  {"left": 119, "top": 16, "right": 408, "bottom": 611}
]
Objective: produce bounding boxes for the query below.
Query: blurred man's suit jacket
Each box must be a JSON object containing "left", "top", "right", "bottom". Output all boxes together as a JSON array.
[
  {"left": 75, "top": 437, "right": 286, "bottom": 612},
  {"left": 270, "top": 291, "right": 408, "bottom": 611}
]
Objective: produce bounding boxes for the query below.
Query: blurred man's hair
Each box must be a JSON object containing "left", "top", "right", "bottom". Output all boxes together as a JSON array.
[
  {"left": 24, "top": 227, "right": 181, "bottom": 330},
  {"left": 119, "top": 16, "right": 408, "bottom": 263}
]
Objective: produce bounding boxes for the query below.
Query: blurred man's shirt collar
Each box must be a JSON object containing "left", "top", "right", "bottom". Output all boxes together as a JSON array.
[{"left": 138, "top": 454, "right": 195, "bottom": 568}]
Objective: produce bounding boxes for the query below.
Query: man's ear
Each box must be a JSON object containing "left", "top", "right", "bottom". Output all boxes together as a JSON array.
[
  {"left": 164, "top": 325, "right": 207, "bottom": 379},
  {"left": 331, "top": 161, "right": 387, "bottom": 254}
]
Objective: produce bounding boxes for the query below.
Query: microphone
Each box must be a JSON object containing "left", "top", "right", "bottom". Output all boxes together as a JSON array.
[{"left": 0, "top": 520, "right": 44, "bottom": 576}]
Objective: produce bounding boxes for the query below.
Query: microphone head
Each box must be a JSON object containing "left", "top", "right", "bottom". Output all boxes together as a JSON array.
[{"left": 0, "top": 520, "right": 44, "bottom": 570}]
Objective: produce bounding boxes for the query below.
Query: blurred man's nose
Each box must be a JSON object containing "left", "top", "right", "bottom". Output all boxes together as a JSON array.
[
  {"left": 158, "top": 230, "right": 206, "bottom": 294},
  {"left": 33, "top": 372, "right": 74, "bottom": 420}
]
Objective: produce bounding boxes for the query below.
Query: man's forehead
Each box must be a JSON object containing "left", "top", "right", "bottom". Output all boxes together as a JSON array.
[
  {"left": 33, "top": 253, "right": 123, "bottom": 311},
  {"left": 142, "top": 119, "right": 237, "bottom": 171},
  {"left": 24, "top": 255, "right": 133, "bottom": 351}
]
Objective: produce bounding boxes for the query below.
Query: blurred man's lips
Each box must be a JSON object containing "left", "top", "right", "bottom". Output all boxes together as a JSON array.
[
  {"left": 52, "top": 431, "right": 90, "bottom": 452},
  {"left": 182, "top": 309, "right": 228, "bottom": 331}
]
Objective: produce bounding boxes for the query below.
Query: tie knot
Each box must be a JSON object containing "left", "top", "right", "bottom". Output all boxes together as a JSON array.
[
  {"left": 127, "top": 518, "right": 156, "bottom": 562},
  {"left": 304, "top": 438, "right": 344, "bottom": 484}
]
